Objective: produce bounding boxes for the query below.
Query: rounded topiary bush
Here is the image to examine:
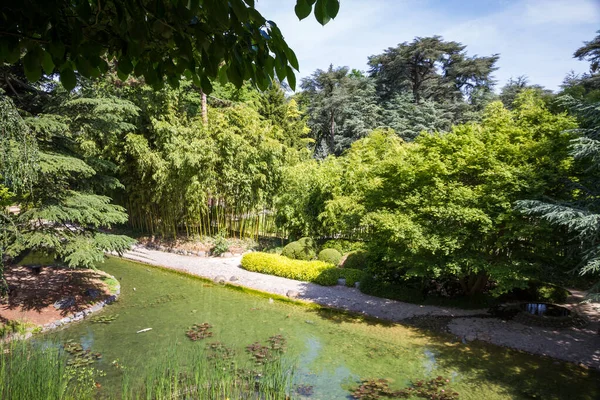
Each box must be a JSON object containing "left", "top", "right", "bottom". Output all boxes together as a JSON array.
[
  {"left": 281, "top": 237, "right": 316, "bottom": 260},
  {"left": 341, "top": 250, "right": 368, "bottom": 270},
  {"left": 318, "top": 248, "right": 342, "bottom": 266}
]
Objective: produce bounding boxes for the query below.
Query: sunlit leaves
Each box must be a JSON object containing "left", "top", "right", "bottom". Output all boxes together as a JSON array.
[{"left": 2, "top": 0, "right": 340, "bottom": 92}]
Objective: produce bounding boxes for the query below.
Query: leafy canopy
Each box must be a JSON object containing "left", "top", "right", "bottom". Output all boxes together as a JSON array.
[{"left": 0, "top": 0, "right": 340, "bottom": 91}]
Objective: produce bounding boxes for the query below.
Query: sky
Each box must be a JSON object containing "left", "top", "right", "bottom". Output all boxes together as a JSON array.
[{"left": 255, "top": 0, "right": 600, "bottom": 92}]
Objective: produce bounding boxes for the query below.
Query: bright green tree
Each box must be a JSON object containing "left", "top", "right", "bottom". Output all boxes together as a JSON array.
[{"left": 362, "top": 92, "right": 576, "bottom": 295}]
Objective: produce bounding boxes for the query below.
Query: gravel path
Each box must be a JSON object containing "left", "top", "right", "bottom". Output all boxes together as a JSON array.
[{"left": 120, "top": 246, "right": 600, "bottom": 369}]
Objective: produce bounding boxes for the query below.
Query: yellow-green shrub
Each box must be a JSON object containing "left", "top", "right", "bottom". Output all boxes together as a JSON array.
[
  {"left": 241, "top": 252, "right": 366, "bottom": 287},
  {"left": 241, "top": 252, "right": 331, "bottom": 282}
]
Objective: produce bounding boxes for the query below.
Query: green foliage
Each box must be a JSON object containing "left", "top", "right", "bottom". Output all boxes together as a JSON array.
[
  {"left": 3, "top": 92, "right": 136, "bottom": 268},
  {"left": 321, "top": 239, "right": 365, "bottom": 254},
  {"left": 317, "top": 248, "right": 342, "bottom": 265},
  {"left": 300, "top": 65, "right": 382, "bottom": 156},
  {"left": 281, "top": 237, "right": 316, "bottom": 261},
  {"left": 211, "top": 231, "right": 230, "bottom": 256},
  {"left": 368, "top": 36, "right": 499, "bottom": 103},
  {"left": 358, "top": 275, "right": 424, "bottom": 304},
  {"left": 534, "top": 283, "right": 570, "bottom": 303},
  {"left": 341, "top": 250, "right": 369, "bottom": 270},
  {"left": 0, "top": 1, "right": 344, "bottom": 91},
  {"left": 312, "top": 267, "right": 366, "bottom": 287},
  {"left": 241, "top": 252, "right": 331, "bottom": 282},
  {"left": 362, "top": 93, "right": 577, "bottom": 295}
]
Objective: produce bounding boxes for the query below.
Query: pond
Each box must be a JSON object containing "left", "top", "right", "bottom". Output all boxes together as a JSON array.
[{"left": 39, "top": 257, "right": 599, "bottom": 399}]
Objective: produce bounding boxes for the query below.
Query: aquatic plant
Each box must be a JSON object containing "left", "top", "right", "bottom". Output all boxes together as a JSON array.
[
  {"left": 246, "top": 335, "right": 288, "bottom": 365},
  {"left": 352, "top": 376, "right": 459, "bottom": 400},
  {"left": 90, "top": 314, "right": 119, "bottom": 324},
  {"left": 63, "top": 340, "right": 102, "bottom": 368},
  {"left": 186, "top": 322, "right": 214, "bottom": 341}
]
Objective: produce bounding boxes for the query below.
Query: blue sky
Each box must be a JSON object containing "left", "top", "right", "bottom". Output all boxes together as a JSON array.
[{"left": 256, "top": 0, "right": 600, "bottom": 92}]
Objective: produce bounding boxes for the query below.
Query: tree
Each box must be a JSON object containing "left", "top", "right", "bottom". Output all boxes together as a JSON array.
[
  {"left": 0, "top": 0, "right": 341, "bottom": 92},
  {"left": 517, "top": 96, "right": 600, "bottom": 299},
  {"left": 499, "top": 76, "right": 553, "bottom": 109},
  {"left": 299, "top": 65, "right": 381, "bottom": 157},
  {"left": 3, "top": 96, "right": 135, "bottom": 268},
  {"left": 363, "top": 92, "right": 576, "bottom": 295},
  {"left": 368, "top": 36, "right": 499, "bottom": 103}
]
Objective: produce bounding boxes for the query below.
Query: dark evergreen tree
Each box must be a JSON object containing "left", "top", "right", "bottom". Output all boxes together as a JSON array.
[
  {"left": 299, "top": 65, "right": 381, "bottom": 157},
  {"left": 368, "top": 36, "right": 499, "bottom": 103}
]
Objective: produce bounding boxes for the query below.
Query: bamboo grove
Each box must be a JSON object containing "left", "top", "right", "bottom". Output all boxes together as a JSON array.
[{"left": 84, "top": 74, "right": 311, "bottom": 240}]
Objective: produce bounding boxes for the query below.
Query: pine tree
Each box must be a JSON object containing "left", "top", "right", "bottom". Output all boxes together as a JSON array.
[
  {"left": 516, "top": 96, "right": 600, "bottom": 299},
  {"left": 3, "top": 94, "right": 135, "bottom": 269}
]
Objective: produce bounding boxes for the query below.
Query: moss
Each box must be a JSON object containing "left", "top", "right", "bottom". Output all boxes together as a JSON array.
[{"left": 317, "top": 248, "right": 342, "bottom": 265}]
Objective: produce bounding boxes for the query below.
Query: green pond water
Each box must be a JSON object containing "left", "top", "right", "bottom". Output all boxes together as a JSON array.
[{"left": 37, "top": 257, "right": 599, "bottom": 399}]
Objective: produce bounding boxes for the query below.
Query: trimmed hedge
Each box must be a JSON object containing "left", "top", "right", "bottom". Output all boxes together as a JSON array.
[
  {"left": 318, "top": 248, "right": 342, "bottom": 266},
  {"left": 241, "top": 252, "right": 365, "bottom": 287},
  {"left": 242, "top": 252, "right": 331, "bottom": 282}
]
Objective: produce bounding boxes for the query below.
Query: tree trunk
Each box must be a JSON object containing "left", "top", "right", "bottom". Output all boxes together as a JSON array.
[
  {"left": 201, "top": 89, "right": 208, "bottom": 125},
  {"left": 460, "top": 272, "right": 489, "bottom": 296}
]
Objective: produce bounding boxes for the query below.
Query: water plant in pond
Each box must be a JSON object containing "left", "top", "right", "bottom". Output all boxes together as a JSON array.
[
  {"left": 186, "top": 322, "right": 214, "bottom": 341},
  {"left": 63, "top": 340, "right": 102, "bottom": 368},
  {"left": 352, "top": 376, "right": 459, "bottom": 400},
  {"left": 246, "top": 335, "right": 288, "bottom": 365},
  {"left": 90, "top": 314, "right": 119, "bottom": 324}
]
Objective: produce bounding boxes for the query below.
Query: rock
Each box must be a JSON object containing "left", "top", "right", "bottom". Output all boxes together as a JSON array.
[
  {"left": 286, "top": 290, "right": 299, "bottom": 299},
  {"left": 337, "top": 278, "right": 346, "bottom": 286},
  {"left": 53, "top": 297, "right": 76, "bottom": 310},
  {"left": 221, "top": 252, "right": 234, "bottom": 258},
  {"left": 197, "top": 251, "right": 206, "bottom": 257},
  {"left": 229, "top": 276, "right": 239, "bottom": 282},
  {"left": 213, "top": 275, "right": 227, "bottom": 284},
  {"left": 465, "top": 334, "right": 476, "bottom": 342},
  {"left": 182, "top": 250, "right": 188, "bottom": 256},
  {"left": 354, "top": 281, "right": 360, "bottom": 289}
]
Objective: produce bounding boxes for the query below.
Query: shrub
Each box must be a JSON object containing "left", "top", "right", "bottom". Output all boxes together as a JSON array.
[
  {"left": 321, "top": 240, "right": 365, "bottom": 255},
  {"left": 281, "top": 237, "right": 315, "bottom": 261},
  {"left": 341, "top": 250, "right": 369, "bottom": 270},
  {"left": 359, "top": 275, "right": 423, "bottom": 303},
  {"left": 211, "top": 231, "right": 230, "bottom": 256},
  {"left": 313, "top": 268, "right": 366, "bottom": 287},
  {"left": 241, "top": 253, "right": 331, "bottom": 282},
  {"left": 533, "top": 282, "right": 570, "bottom": 303},
  {"left": 317, "top": 249, "right": 342, "bottom": 266},
  {"left": 241, "top": 253, "right": 365, "bottom": 287}
]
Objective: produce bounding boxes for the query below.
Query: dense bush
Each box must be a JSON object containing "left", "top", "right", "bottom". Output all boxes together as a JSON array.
[
  {"left": 341, "top": 250, "right": 369, "bottom": 270},
  {"left": 507, "top": 281, "right": 570, "bottom": 303},
  {"left": 321, "top": 240, "right": 365, "bottom": 255},
  {"left": 535, "top": 283, "right": 570, "bottom": 303},
  {"left": 313, "top": 268, "right": 366, "bottom": 287},
  {"left": 281, "top": 237, "right": 316, "bottom": 261},
  {"left": 359, "top": 275, "right": 424, "bottom": 303},
  {"left": 241, "top": 253, "right": 332, "bottom": 282},
  {"left": 317, "top": 249, "right": 342, "bottom": 265},
  {"left": 241, "top": 253, "right": 364, "bottom": 287}
]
